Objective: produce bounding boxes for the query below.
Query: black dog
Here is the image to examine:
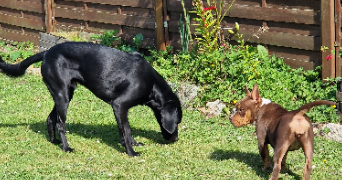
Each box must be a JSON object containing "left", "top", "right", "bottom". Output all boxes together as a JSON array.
[{"left": 0, "top": 42, "right": 182, "bottom": 156}]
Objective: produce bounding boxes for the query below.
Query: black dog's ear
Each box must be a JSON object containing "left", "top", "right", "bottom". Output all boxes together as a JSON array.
[{"left": 161, "top": 103, "right": 179, "bottom": 134}]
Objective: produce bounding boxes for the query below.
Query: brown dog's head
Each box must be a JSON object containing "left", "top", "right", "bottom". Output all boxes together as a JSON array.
[{"left": 229, "top": 84, "right": 263, "bottom": 127}]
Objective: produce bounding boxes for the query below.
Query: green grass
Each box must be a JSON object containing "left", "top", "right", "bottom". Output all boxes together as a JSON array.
[{"left": 0, "top": 73, "right": 341, "bottom": 179}]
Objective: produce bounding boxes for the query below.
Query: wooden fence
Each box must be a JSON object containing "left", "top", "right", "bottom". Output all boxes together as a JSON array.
[{"left": 0, "top": 0, "right": 340, "bottom": 79}]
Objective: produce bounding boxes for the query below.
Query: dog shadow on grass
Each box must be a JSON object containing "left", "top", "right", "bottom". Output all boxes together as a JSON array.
[
  {"left": 210, "top": 149, "right": 302, "bottom": 180},
  {"left": 26, "top": 121, "right": 168, "bottom": 154}
]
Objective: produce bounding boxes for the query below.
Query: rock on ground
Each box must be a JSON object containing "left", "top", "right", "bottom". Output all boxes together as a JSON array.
[{"left": 313, "top": 123, "right": 342, "bottom": 143}]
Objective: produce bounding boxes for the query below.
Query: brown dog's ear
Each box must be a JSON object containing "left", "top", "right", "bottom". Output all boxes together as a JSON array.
[
  {"left": 245, "top": 84, "right": 251, "bottom": 97},
  {"left": 251, "top": 84, "right": 261, "bottom": 103}
]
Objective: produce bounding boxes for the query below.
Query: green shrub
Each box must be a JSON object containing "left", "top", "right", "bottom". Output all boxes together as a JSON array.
[{"left": 0, "top": 41, "right": 36, "bottom": 66}]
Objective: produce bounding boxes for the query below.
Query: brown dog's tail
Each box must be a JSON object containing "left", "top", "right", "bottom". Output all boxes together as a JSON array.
[
  {"left": 291, "top": 100, "right": 335, "bottom": 138},
  {"left": 297, "top": 100, "right": 336, "bottom": 113},
  {"left": 0, "top": 51, "right": 46, "bottom": 77}
]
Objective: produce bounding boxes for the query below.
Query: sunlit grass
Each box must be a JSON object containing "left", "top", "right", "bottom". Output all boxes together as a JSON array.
[{"left": 0, "top": 74, "right": 341, "bottom": 179}]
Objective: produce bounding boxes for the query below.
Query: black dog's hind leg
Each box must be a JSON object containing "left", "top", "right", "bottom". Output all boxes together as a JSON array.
[
  {"left": 111, "top": 100, "right": 141, "bottom": 156},
  {"left": 54, "top": 87, "right": 74, "bottom": 152},
  {"left": 47, "top": 106, "right": 61, "bottom": 144},
  {"left": 46, "top": 84, "right": 76, "bottom": 146},
  {"left": 44, "top": 77, "right": 76, "bottom": 152}
]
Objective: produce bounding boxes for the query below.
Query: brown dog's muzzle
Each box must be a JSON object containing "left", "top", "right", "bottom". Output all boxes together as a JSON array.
[{"left": 229, "top": 109, "right": 253, "bottom": 127}]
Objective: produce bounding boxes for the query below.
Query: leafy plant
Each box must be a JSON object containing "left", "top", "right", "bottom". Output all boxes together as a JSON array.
[
  {"left": 191, "top": 0, "right": 236, "bottom": 53},
  {"left": 133, "top": 33, "right": 143, "bottom": 50},
  {"left": 90, "top": 30, "right": 120, "bottom": 47},
  {"left": 0, "top": 41, "right": 35, "bottom": 64}
]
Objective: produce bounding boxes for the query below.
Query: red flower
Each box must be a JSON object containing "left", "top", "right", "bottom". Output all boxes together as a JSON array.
[
  {"left": 204, "top": 6, "right": 216, "bottom": 11},
  {"left": 232, "top": 90, "right": 235, "bottom": 94},
  {"left": 326, "top": 54, "right": 332, "bottom": 61}
]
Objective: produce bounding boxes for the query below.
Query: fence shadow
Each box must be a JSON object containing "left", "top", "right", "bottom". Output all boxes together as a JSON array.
[{"left": 210, "top": 149, "right": 301, "bottom": 180}]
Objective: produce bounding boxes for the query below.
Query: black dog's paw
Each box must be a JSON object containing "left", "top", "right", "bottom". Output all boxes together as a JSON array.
[
  {"left": 50, "top": 139, "right": 62, "bottom": 144},
  {"left": 133, "top": 142, "right": 144, "bottom": 146},
  {"left": 127, "top": 151, "right": 141, "bottom": 157},
  {"left": 63, "top": 147, "right": 74, "bottom": 153},
  {"left": 120, "top": 140, "right": 144, "bottom": 147}
]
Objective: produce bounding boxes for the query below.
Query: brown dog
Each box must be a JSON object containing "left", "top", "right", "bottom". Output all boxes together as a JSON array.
[{"left": 229, "top": 84, "right": 335, "bottom": 180}]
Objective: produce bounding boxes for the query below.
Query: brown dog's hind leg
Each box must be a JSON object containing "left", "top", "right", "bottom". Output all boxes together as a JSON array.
[
  {"left": 270, "top": 142, "right": 291, "bottom": 180},
  {"left": 281, "top": 151, "right": 288, "bottom": 171},
  {"left": 300, "top": 132, "right": 314, "bottom": 180}
]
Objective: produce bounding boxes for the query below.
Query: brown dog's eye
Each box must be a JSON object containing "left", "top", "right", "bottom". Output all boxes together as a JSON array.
[{"left": 238, "top": 108, "right": 245, "bottom": 116}]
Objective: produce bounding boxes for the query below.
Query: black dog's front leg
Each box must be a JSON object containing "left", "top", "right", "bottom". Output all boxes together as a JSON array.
[{"left": 111, "top": 102, "right": 140, "bottom": 156}]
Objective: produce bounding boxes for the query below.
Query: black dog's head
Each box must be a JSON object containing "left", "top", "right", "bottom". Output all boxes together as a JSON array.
[{"left": 159, "top": 100, "right": 182, "bottom": 142}]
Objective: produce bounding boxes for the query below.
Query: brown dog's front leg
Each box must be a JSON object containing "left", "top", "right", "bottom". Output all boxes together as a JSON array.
[{"left": 259, "top": 143, "right": 272, "bottom": 171}]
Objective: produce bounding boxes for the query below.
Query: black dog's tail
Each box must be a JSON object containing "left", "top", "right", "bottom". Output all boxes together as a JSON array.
[
  {"left": 296, "top": 100, "right": 336, "bottom": 114},
  {"left": 0, "top": 51, "right": 46, "bottom": 77}
]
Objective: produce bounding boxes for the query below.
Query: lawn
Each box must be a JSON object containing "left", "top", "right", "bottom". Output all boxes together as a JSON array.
[{"left": 0, "top": 73, "right": 341, "bottom": 179}]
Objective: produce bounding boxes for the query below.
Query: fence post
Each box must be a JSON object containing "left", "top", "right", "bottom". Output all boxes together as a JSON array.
[
  {"left": 321, "top": 0, "right": 336, "bottom": 79},
  {"left": 155, "top": 0, "right": 166, "bottom": 51},
  {"left": 44, "top": 0, "right": 53, "bottom": 33},
  {"left": 335, "top": 0, "right": 342, "bottom": 77}
]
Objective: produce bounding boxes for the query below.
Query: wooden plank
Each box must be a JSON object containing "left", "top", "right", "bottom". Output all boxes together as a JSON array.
[
  {"left": 155, "top": 0, "right": 166, "bottom": 51},
  {"left": 226, "top": 4, "right": 319, "bottom": 25},
  {"left": 237, "top": 29, "right": 320, "bottom": 51},
  {"left": 0, "top": 14, "right": 45, "bottom": 31},
  {"left": 268, "top": 45, "right": 320, "bottom": 70},
  {"left": 0, "top": 28, "right": 39, "bottom": 44},
  {"left": 283, "top": 58, "right": 315, "bottom": 70},
  {"left": 168, "top": 1, "right": 319, "bottom": 25},
  {"left": 54, "top": 8, "right": 155, "bottom": 29},
  {"left": 0, "top": 0, "right": 44, "bottom": 13},
  {"left": 61, "top": 0, "right": 154, "bottom": 9},
  {"left": 267, "top": 0, "right": 320, "bottom": 10},
  {"left": 321, "top": 0, "right": 335, "bottom": 78}
]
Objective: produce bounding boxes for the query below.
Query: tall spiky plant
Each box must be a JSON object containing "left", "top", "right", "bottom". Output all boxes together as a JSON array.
[{"left": 179, "top": 0, "right": 192, "bottom": 53}]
